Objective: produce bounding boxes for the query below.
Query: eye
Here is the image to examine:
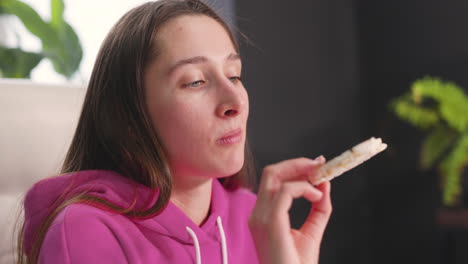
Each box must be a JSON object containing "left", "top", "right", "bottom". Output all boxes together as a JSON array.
[
  {"left": 229, "top": 76, "right": 242, "bottom": 83},
  {"left": 184, "top": 80, "right": 205, "bottom": 88}
]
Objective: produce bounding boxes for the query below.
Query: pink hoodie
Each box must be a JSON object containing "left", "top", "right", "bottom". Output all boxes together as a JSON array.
[{"left": 23, "top": 170, "right": 258, "bottom": 263}]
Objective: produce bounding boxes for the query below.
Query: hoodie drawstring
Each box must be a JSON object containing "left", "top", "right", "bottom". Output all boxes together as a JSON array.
[
  {"left": 185, "top": 216, "right": 228, "bottom": 264},
  {"left": 216, "top": 216, "right": 228, "bottom": 264},
  {"left": 185, "top": 226, "right": 202, "bottom": 264}
]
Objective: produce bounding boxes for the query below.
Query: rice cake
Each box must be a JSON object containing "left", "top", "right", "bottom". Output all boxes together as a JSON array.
[{"left": 310, "top": 137, "right": 387, "bottom": 185}]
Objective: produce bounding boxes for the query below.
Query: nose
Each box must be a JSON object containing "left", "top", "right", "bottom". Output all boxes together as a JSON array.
[{"left": 215, "top": 78, "right": 247, "bottom": 119}]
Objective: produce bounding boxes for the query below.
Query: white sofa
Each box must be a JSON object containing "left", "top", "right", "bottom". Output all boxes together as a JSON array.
[{"left": 0, "top": 79, "right": 86, "bottom": 263}]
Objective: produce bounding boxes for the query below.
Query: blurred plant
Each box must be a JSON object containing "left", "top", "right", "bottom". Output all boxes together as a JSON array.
[
  {"left": 0, "top": 0, "right": 82, "bottom": 79},
  {"left": 390, "top": 77, "right": 468, "bottom": 206}
]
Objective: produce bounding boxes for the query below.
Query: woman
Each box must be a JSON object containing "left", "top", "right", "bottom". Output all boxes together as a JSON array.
[{"left": 18, "top": 0, "right": 332, "bottom": 263}]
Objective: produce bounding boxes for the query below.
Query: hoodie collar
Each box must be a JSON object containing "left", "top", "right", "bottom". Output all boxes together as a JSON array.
[{"left": 143, "top": 178, "right": 228, "bottom": 244}]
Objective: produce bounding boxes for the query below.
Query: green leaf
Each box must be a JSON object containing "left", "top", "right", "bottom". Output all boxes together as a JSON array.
[
  {"left": 412, "top": 77, "right": 468, "bottom": 132},
  {"left": 0, "top": 46, "right": 43, "bottom": 78},
  {"left": 44, "top": 22, "right": 82, "bottom": 78},
  {"left": 412, "top": 77, "right": 467, "bottom": 103},
  {"left": 1, "top": 0, "right": 82, "bottom": 79},
  {"left": 392, "top": 76, "right": 468, "bottom": 206},
  {"left": 440, "top": 101, "right": 468, "bottom": 132},
  {"left": 420, "top": 125, "right": 457, "bottom": 170},
  {"left": 48, "top": 0, "right": 82, "bottom": 78},
  {"left": 390, "top": 94, "right": 440, "bottom": 129},
  {"left": 439, "top": 134, "right": 468, "bottom": 206},
  {"left": 50, "top": 0, "right": 64, "bottom": 29},
  {"left": 1, "top": 0, "right": 58, "bottom": 47}
]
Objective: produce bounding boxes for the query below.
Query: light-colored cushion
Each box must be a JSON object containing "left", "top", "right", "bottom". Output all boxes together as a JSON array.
[
  {"left": 0, "top": 193, "right": 23, "bottom": 263},
  {"left": 0, "top": 78, "right": 86, "bottom": 261}
]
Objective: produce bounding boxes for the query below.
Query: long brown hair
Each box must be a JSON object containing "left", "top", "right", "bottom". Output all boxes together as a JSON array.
[{"left": 16, "top": 1, "right": 255, "bottom": 263}]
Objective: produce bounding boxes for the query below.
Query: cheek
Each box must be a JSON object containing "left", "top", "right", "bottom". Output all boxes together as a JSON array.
[
  {"left": 155, "top": 105, "right": 189, "bottom": 135},
  {"left": 151, "top": 99, "right": 211, "bottom": 152}
]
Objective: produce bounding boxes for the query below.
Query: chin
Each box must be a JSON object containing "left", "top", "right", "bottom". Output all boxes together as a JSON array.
[
  {"left": 210, "top": 155, "right": 245, "bottom": 178},
  {"left": 224, "top": 157, "right": 245, "bottom": 177}
]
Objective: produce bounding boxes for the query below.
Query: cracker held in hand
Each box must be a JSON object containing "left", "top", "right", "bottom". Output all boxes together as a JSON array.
[{"left": 311, "top": 137, "right": 387, "bottom": 185}]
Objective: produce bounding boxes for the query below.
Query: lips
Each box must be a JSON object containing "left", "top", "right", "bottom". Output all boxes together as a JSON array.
[{"left": 217, "top": 128, "right": 242, "bottom": 145}]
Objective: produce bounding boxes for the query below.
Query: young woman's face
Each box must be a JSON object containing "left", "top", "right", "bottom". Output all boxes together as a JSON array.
[{"left": 145, "top": 15, "right": 249, "bottom": 183}]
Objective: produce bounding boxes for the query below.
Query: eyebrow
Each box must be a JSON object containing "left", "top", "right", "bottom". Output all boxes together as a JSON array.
[{"left": 168, "top": 53, "right": 241, "bottom": 75}]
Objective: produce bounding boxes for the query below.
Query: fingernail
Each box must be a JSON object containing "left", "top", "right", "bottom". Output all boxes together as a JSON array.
[{"left": 315, "top": 155, "right": 325, "bottom": 163}]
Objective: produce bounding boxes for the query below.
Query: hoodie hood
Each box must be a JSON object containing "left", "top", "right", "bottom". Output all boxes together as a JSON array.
[
  {"left": 23, "top": 170, "right": 234, "bottom": 257},
  {"left": 23, "top": 170, "right": 159, "bottom": 254}
]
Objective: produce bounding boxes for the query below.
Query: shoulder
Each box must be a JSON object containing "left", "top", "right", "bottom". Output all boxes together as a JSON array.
[
  {"left": 51, "top": 203, "right": 122, "bottom": 231},
  {"left": 40, "top": 204, "right": 128, "bottom": 263}
]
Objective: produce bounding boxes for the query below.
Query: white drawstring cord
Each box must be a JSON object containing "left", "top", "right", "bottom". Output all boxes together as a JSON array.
[
  {"left": 216, "top": 216, "right": 228, "bottom": 264},
  {"left": 186, "top": 226, "right": 201, "bottom": 264},
  {"left": 185, "top": 216, "right": 228, "bottom": 264}
]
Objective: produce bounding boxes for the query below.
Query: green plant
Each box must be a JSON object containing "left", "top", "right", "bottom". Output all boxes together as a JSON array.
[
  {"left": 390, "top": 77, "right": 468, "bottom": 206},
  {"left": 0, "top": 0, "right": 82, "bottom": 79}
]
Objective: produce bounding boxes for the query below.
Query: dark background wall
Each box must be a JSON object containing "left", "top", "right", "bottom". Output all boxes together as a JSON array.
[
  {"left": 235, "top": 0, "right": 468, "bottom": 264},
  {"left": 236, "top": 1, "right": 370, "bottom": 263},
  {"left": 358, "top": 1, "right": 468, "bottom": 264}
]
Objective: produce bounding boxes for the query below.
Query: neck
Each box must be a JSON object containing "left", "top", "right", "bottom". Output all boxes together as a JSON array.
[{"left": 170, "top": 177, "right": 213, "bottom": 226}]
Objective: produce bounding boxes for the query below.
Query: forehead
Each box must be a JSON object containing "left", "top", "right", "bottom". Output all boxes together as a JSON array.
[{"left": 156, "top": 15, "right": 237, "bottom": 62}]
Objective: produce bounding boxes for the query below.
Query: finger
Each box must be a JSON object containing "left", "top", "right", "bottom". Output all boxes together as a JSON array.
[
  {"left": 307, "top": 156, "right": 327, "bottom": 184},
  {"left": 272, "top": 181, "right": 323, "bottom": 219},
  {"left": 259, "top": 157, "right": 326, "bottom": 196},
  {"left": 300, "top": 181, "right": 333, "bottom": 238}
]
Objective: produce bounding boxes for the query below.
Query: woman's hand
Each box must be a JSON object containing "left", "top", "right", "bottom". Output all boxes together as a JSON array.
[{"left": 249, "top": 156, "right": 332, "bottom": 264}]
